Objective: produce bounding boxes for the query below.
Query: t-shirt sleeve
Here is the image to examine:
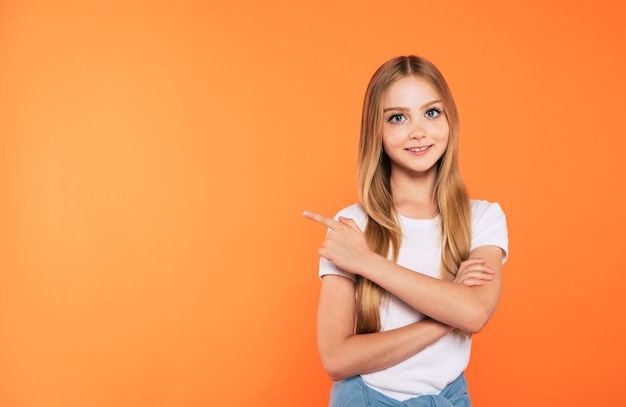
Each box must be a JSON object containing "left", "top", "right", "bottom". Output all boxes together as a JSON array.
[
  {"left": 470, "top": 201, "right": 509, "bottom": 264},
  {"left": 318, "top": 204, "right": 366, "bottom": 281},
  {"left": 319, "top": 257, "right": 356, "bottom": 281}
]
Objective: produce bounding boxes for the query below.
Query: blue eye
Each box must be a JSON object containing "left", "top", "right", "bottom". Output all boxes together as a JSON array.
[
  {"left": 425, "top": 108, "right": 442, "bottom": 118},
  {"left": 389, "top": 114, "right": 405, "bottom": 123}
]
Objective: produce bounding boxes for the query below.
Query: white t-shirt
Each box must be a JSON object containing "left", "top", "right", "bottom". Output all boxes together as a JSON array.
[{"left": 318, "top": 200, "right": 509, "bottom": 401}]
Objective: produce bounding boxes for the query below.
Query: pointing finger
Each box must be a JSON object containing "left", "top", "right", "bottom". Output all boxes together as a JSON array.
[
  {"left": 303, "top": 211, "right": 339, "bottom": 230},
  {"left": 338, "top": 216, "right": 361, "bottom": 232}
]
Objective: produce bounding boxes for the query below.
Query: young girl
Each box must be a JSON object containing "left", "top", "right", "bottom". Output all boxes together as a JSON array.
[{"left": 304, "top": 55, "right": 508, "bottom": 406}]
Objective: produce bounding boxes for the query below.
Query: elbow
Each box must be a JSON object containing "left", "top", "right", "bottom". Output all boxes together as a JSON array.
[
  {"left": 320, "top": 353, "right": 352, "bottom": 381},
  {"left": 322, "top": 360, "right": 350, "bottom": 382},
  {"left": 460, "top": 308, "right": 492, "bottom": 334},
  {"left": 326, "top": 368, "right": 349, "bottom": 382},
  {"left": 463, "top": 320, "right": 487, "bottom": 335}
]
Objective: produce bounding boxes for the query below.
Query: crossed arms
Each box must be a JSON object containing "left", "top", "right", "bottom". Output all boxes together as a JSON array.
[{"left": 304, "top": 211, "right": 504, "bottom": 381}]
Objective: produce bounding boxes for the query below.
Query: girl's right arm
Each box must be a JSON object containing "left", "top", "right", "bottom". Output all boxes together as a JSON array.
[{"left": 317, "top": 274, "right": 453, "bottom": 381}]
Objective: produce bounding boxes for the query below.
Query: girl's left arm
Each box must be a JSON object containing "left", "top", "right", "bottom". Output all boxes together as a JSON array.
[
  {"left": 362, "top": 245, "right": 503, "bottom": 334},
  {"left": 304, "top": 211, "right": 504, "bottom": 334}
]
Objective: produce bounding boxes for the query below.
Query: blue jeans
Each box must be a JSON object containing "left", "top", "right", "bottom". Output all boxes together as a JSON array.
[{"left": 328, "top": 373, "right": 472, "bottom": 407}]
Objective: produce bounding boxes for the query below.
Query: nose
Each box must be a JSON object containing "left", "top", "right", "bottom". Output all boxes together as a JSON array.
[{"left": 408, "top": 122, "right": 426, "bottom": 139}]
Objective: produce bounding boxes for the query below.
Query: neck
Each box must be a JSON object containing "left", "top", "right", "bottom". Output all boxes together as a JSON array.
[{"left": 390, "top": 168, "right": 438, "bottom": 219}]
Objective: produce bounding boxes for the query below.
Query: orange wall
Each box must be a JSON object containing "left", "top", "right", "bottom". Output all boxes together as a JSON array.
[{"left": 1, "top": 0, "right": 625, "bottom": 406}]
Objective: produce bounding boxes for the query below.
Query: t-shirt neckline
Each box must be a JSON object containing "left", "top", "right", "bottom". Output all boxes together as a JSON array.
[{"left": 397, "top": 213, "right": 440, "bottom": 224}]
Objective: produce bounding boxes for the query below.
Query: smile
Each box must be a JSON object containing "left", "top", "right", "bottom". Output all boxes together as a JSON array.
[{"left": 406, "top": 145, "right": 432, "bottom": 152}]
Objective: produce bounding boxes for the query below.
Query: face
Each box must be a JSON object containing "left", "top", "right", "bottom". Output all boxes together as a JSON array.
[{"left": 381, "top": 75, "right": 449, "bottom": 180}]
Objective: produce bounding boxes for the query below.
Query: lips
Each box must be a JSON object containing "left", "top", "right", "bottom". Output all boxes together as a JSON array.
[{"left": 406, "top": 145, "right": 432, "bottom": 152}]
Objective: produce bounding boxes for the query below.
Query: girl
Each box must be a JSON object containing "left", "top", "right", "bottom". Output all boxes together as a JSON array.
[{"left": 304, "top": 55, "right": 508, "bottom": 406}]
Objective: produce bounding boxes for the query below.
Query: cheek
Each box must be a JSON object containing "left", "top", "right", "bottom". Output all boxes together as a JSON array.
[
  {"left": 381, "top": 138, "right": 391, "bottom": 156},
  {"left": 430, "top": 122, "right": 449, "bottom": 141},
  {"left": 382, "top": 126, "right": 402, "bottom": 145},
  {"left": 440, "top": 133, "right": 451, "bottom": 155},
  {"left": 381, "top": 130, "right": 392, "bottom": 150}
]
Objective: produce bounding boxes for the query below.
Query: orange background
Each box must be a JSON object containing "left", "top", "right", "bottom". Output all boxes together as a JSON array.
[{"left": 1, "top": 1, "right": 625, "bottom": 406}]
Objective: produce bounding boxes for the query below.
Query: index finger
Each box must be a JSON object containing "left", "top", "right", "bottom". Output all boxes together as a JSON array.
[{"left": 302, "top": 211, "right": 340, "bottom": 229}]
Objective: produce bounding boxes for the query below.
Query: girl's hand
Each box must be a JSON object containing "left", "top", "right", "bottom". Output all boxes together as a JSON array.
[
  {"left": 453, "top": 258, "right": 495, "bottom": 287},
  {"left": 303, "top": 211, "right": 373, "bottom": 274}
]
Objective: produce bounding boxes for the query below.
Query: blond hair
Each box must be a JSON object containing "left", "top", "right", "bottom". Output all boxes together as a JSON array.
[{"left": 356, "top": 56, "right": 471, "bottom": 334}]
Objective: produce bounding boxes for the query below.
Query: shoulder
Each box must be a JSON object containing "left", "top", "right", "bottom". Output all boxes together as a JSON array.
[
  {"left": 318, "top": 203, "right": 366, "bottom": 282},
  {"left": 470, "top": 199, "right": 506, "bottom": 223},
  {"left": 469, "top": 199, "right": 509, "bottom": 263},
  {"left": 334, "top": 203, "right": 368, "bottom": 231}
]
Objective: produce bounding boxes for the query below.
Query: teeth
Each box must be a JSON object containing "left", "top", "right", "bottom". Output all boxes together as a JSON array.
[{"left": 408, "top": 146, "right": 429, "bottom": 152}]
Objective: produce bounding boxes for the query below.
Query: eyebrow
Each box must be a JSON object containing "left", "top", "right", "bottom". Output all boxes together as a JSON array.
[{"left": 383, "top": 100, "right": 442, "bottom": 113}]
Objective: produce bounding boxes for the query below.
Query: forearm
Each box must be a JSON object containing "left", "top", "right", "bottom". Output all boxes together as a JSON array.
[
  {"left": 319, "top": 318, "right": 452, "bottom": 381},
  {"left": 359, "top": 252, "right": 501, "bottom": 333}
]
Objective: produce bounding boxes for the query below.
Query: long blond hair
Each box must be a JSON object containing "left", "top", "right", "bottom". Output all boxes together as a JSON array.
[{"left": 356, "top": 56, "right": 471, "bottom": 334}]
